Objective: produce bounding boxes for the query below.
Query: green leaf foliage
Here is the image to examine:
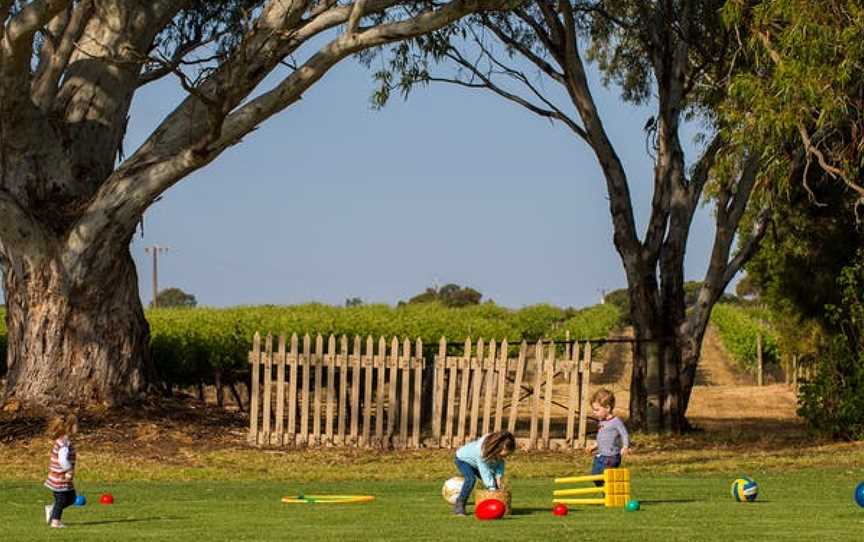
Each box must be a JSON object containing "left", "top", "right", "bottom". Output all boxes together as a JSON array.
[
  {"left": 710, "top": 303, "right": 779, "bottom": 370},
  {"left": 722, "top": 0, "right": 864, "bottom": 206},
  {"left": 0, "top": 303, "right": 622, "bottom": 387},
  {"left": 550, "top": 304, "right": 622, "bottom": 341},
  {"left": 797, "top": 253, "right": 864, "bottom": 439}
]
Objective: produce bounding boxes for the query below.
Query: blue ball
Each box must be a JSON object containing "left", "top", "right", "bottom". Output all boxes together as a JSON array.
[
  {"left": 74, "top": 494, "right": 86, "bottom": 507},
  {"left": 731, "top": 477, "right": 758, "bottom": 502},
  {"left": 854, "top": 482, "right": 864, "bottom": 508}
]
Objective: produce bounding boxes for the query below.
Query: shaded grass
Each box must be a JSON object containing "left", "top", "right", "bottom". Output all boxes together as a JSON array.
[{"left": 2, "top": 471, "right": 863, "bottom": 541}]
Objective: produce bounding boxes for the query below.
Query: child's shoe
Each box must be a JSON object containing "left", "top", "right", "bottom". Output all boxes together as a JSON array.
[
  {"left": 453, "top": 500, "right": 466, "bottom": 516},
  {"left": 50, "top": 521, "right": 65, "bottom": 528},
  {"left": 44, "top": 504, "right": 52, "bottom": 524}
]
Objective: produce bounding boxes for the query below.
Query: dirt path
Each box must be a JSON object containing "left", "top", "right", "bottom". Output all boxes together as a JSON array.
[{"left": 590, "top": 325, "right": 800, "bottom": 429}]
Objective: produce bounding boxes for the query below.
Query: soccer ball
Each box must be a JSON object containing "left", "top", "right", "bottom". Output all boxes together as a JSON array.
[
  {"left": 731, "top": 477, "right": 759, "bottom": 502},
  {"left": 442, "top": 477, "right": 464, "bottom": 504}
]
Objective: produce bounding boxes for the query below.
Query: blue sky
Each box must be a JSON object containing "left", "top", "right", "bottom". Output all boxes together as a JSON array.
[
  {"left": 123, "top": 51, "right": 720, "bottom": 310},
  {"left": 6, "top": 44, "right": 723, "bottom": 310}
]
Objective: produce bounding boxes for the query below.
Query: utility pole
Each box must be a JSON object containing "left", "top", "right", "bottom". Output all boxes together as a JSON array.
[
  {"left": 144, "top": 245, "right": 169, "bottom": 307},
  {"left": 598, "top": 288, "right": 606, "bottom": 304}
]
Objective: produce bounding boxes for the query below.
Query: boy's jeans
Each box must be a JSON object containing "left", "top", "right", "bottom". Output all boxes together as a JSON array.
[{"left": 591, "top": 454, "right": 621, "bottom": 486}]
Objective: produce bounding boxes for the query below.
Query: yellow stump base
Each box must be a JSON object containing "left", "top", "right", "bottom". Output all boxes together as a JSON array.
[{"left": 551, "top": 468, "right": 631, "bottom": 508}]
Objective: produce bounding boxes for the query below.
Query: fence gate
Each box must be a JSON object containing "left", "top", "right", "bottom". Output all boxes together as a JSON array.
[
  {"left": 249, "top": 333, "right": 603, "bottom": 450},
  {"left": 430, "top": 338, "right": 600, "bottom": 451}
]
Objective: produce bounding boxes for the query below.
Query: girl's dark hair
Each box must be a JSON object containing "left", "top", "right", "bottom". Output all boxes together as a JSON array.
[{"left": 482, "top": 430, "right": 516, "bottom": 460}]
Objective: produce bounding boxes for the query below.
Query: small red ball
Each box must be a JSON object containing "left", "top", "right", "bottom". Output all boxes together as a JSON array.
[
  {"left": 553, "top": 503, "right": 568, "bottom": 516},
  {"left": 99, "top": 493, "right": 114, "bottom": 505}
]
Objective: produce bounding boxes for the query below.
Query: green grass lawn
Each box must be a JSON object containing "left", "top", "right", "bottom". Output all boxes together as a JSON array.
[{"left": 2, "top": 470, "right": 863, "bottom": 541}]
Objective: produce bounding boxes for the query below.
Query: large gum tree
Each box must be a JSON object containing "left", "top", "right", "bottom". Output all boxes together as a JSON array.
[
  {"left": 375, "top": 0, "right": 771, "bottom": 431},
  {"left": 0, "top": 0, "right": 519, "bottom": 406}
]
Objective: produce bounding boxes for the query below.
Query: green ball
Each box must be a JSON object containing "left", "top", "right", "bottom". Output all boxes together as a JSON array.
[{"left": 625, "top": 500, "right": 640, "bottom": 512}]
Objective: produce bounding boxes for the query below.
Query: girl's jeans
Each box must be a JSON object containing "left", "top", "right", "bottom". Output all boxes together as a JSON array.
[
  {"left": 51, "top": 489, "right": 77, "bottom": 521},
  {"left": 454, "top": 458, "right": 481, "bottom": 504}
]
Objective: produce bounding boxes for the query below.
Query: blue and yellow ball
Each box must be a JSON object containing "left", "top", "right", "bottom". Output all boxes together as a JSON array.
[{"left": 731, "top": 477, "right": 758, "bottom": 502}]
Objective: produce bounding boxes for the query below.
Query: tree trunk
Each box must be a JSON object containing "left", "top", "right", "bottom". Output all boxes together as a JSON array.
[
  {"left": 632, "top": 322, "right": 667, "bottom": 433},
  {"left": 214, "top": 368, "right": 225, "bottom": 408},
  {"left": 624, "top": 270, "right": 669, "bottom": 433},
  {"left": 627, "top": 282, "right": 691, "bottom": 433},
  {"left": 230, "top": 381, "right": 245, "bottom": 412},
  {"left": 2, "top": 248, "right": 151, "bottom": 406},
  {"left": 628, "top": 336, "right": 648, "bottom": 429},
  {"left": 677, "top": 323, "right": 709, "bottom": 428}
]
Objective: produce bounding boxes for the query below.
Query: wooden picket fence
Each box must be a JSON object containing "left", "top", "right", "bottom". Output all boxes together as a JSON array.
[{"left": 248, "top": 333, "right": 603, "bottom": 450}]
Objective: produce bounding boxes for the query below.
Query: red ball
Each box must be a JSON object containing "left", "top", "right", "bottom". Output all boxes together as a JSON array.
[
  {"left": 474, "top": 498, "right": 506, "bottom": 520},
  {"left": 553, "top": 503, "right": 568, "bottom": 516},
  {"left": 99, "top": 493, "right": 114, "bottom": 505}
]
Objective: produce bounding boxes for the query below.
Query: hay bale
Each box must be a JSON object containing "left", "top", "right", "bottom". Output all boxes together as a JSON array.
[{"left": 475, "top": 488, "right": 511, "bottom": 515}]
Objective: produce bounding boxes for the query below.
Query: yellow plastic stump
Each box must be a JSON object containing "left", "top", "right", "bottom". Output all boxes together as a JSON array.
[{"left": 552, "top": 468, "right": 631, "bottom": 508}]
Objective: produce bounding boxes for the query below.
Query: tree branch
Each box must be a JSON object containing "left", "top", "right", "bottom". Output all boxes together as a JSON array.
[
  {"left": 2, "top": 0, "right": 71, "bottom": 66},
  {"left": 347, "top": 0, "right": 369, "bottom": 35},
  {"left": 722, "top": 207, "right": 769, "bottom": 286},
  {"left": 533, "top": 1, "right": 564, "bottom": 47},
  {"left": 688, "top": 164, "right": 768, "bottom": 347},
  {"left": 31, "top": 0, "right": 93, "bottom": 110},
  {"left": 481, "top": 12, "right": 564, "bottom": 85},
  {"left": 798, "top": 122, "right": 864, "bottom": 201},
  {"left": 62, "top": 0, "right": 524, "bottom": 283},
  {"left": 645, "top": 133, "right": 723, "bottom": 261},
  {"left": 555, "top": 0, "right": 641, "bottom": 259},
  {"left": 137, "top": 36, "right": 226, "bottom": 88},
  {"left": 687, "top": 133, "right": 724, "bottom": 205},
  {"left": 725, "top": 152, "right": 761, "bottom": 228},
  {"left": 433, "top": 45, "right": 586, "bottom": 140}
]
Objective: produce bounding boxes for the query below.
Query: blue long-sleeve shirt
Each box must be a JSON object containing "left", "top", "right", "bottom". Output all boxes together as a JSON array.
[{"left": 456, "top": 434, "right": 505, "bottom": 489}]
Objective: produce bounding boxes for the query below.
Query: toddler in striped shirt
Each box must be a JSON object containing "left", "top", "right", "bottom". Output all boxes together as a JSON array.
[{"left": 44, "top": 412, "right": 78, "bottom": 529}]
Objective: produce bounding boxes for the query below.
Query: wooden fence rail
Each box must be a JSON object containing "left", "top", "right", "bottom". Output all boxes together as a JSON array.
[{"left": 249, "top": 333, "right": 603, "bottom": 450}]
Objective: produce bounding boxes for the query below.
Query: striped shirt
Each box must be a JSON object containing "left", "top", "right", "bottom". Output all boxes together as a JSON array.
[
  {"left": 595, "top": 416, "right": 630, "bottom": 457},
  {"left": 44, "top": 436, "right": 76, "bottom": 492}
]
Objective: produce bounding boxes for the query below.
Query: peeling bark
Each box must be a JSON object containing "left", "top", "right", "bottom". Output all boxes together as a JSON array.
[{"left": 3, "top": 246, "right": 151, "bottom": 406}]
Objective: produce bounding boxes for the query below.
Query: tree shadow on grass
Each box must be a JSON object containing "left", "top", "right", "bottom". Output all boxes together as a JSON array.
[
  {"left": 508, "top": 507, "right": 558, "bottom": 516},
  {"left": 637, "top": 499, "right": 697, "bottom": 505},
  {"left": 73, "top": 516, "right": 185, "bottom": 526}
]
